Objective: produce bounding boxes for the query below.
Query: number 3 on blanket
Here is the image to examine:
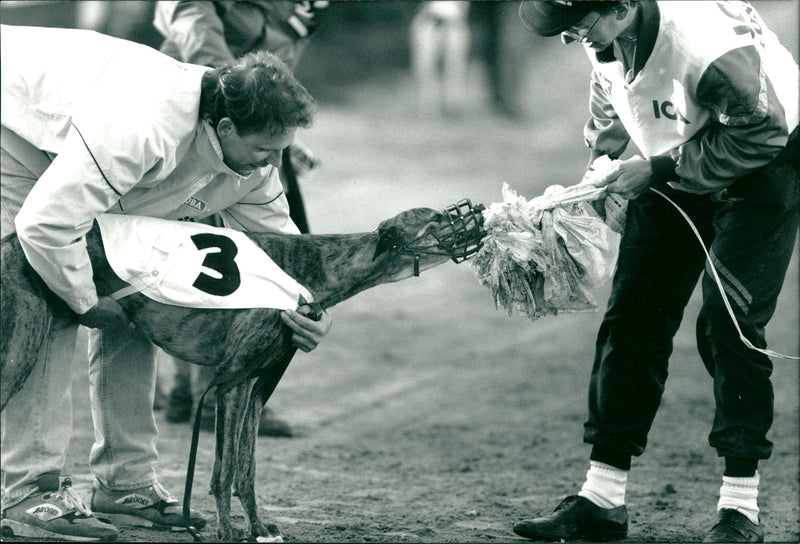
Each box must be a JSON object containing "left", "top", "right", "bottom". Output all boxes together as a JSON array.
[{"left": 191, "top": 233, "right": 241, "bottom": 297}]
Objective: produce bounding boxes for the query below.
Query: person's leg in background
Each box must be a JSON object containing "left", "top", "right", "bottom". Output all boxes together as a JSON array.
[
  {"left": 440, "top": 4, "right": 470, "bottom": 117},
  {"left": 161, "top": 351, "right": 193, "bottom": 422},
  {"left": 187, "top": 362, "right": 294, "bottom": 437},
  {"left": 282, "top": 145, "right": 310, "bottom": 234},
  {"left": 410, "top": 5, "right": 442, "bottom": 117}
]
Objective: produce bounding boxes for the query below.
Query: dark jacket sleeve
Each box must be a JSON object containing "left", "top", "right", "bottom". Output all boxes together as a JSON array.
[
  {"left": 653, "top": 45, "right": 790, "bottom": 193},
  {"left": 154, "top": 1, "right": 237, "bottom": 67}
]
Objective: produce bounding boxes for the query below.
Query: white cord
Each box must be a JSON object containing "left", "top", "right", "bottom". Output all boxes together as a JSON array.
[{"left": 650, "top": 187, "right": 798, "bottom": 360}]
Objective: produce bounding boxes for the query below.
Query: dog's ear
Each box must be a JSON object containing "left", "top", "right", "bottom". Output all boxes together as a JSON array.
[{"left": 373, "top": 225, "right": 401, "bottom": 260}]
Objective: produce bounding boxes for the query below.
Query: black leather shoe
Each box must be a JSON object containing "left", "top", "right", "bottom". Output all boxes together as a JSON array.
[
  {"left": 703, "top": 509, "right": 764, "bottom": 542},
  {"left": 513, "top": 495, "right": 628, "bottom": 541}
]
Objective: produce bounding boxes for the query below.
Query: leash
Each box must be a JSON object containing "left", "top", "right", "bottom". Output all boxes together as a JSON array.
[
  {"left": 182, "top": 302, "right": 323, "bottom": 541},
  {"left": 649, "top": 187, "right": 798, "bottom": 360}
]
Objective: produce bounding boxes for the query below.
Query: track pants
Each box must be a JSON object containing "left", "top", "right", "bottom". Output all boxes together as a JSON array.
[{"left": 584, "top": 131, "right": 799, "bottom": 463}]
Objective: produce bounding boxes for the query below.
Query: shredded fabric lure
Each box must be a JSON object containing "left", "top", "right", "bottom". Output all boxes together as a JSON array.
[{"left": 473, "top": 157, "right": 623, "bottom": 320}]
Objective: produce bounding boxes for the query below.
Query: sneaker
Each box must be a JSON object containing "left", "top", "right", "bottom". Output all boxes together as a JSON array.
[
  {"left": 703, "top": 508, "right": 764, "bottom": 543},
  {"left": 513, "top": 495, "right": 628, "bottom": 541},
  {"left": 0, "top": 474, "right": 119, "bottom": 542},
  {"left": 90, "top": 481, "right": 205, "bottom": 531}
]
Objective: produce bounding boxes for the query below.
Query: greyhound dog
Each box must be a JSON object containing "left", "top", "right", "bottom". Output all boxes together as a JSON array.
[{"left": 1, "top": 200, "right": 485, "bottom": 541}]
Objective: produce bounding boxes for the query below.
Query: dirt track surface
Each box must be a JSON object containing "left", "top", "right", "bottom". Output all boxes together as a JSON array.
[{"left": 5, "top": 9, "right": 800, "bottom": 541}]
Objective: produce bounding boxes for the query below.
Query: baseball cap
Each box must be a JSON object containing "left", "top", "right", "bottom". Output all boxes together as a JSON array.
[{"left": 519, "top": 1, "right": 615, "bottom": 36}]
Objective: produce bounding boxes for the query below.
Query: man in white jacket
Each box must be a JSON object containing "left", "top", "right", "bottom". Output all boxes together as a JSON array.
[{"left": 0, "top": 24, "right": 331, "bottom": 541}]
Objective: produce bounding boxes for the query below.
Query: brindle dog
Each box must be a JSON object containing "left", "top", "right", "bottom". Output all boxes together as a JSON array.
[{"left": 1, "top": 202, "right": 485, "bottom": 542}]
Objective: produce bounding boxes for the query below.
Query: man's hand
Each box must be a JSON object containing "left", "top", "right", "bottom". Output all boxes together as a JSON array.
[
  {"left": 78, "top": 296, "right": 129, "bottom": 329},
  {"left": 280, "top": 304, "right": 332, "bottom": 352},
  {"left": 592, "top": 157, "right": 654, "bottom": 200}
]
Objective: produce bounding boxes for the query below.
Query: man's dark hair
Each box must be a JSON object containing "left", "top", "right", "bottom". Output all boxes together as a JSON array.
[{"left": 200, "top": 50, "right": 315, "bottom": 136}]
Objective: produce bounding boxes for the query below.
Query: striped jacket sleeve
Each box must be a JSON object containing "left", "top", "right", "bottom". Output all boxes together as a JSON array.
[{"left": 665, "top": 45, "right": 791, "bottom": 193}]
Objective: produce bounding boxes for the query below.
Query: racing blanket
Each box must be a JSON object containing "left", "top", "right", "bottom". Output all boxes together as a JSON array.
[{"left": 95, "top": 214, "right": 312, "bottom": 309}]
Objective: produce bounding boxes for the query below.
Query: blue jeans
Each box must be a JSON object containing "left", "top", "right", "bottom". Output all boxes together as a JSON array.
[
  {"left": 1, "top": 317, "right": 77, "bottom": 508},
  {"left": 1, "top": 127, "right": 161, "bottom": 508}
]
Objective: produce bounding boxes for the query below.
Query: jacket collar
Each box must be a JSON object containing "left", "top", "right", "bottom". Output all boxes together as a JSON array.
[{"left": 596, "top": 0, "right": 660, "bottom": 77}]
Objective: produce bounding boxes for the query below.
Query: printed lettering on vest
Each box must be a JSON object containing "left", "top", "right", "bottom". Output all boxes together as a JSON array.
[
  {"left": 717, "top": 1, "right": 763, "bottom": 39},
  {"left": 652, "top": 100, "right": 691, "bottom": 124}
]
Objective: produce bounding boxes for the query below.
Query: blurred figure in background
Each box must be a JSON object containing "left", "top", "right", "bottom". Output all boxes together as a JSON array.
[
  {"left": 75, "top": 1, "right": 161, "bottom": 48},
  {"left": 153, "top": 0, "right": 328, "bottom": 437},
  {"left": 471, "top": 0, "right": 535, "bottom": 119},
  {"left": 409, "top": 1, "right": 470, "bottom": 118}
]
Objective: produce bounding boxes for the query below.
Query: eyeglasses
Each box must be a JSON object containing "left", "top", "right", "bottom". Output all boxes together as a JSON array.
[{"left": 561, "top": 12, "right": 602, "bottom": 43}]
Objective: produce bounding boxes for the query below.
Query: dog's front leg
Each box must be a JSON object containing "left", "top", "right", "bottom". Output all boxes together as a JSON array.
[
  {"left": 235, "top": 387, "right": 282, "bottom": 542},
  {"left": 212, "top": 383, "right": 250, "bottom": 541}
]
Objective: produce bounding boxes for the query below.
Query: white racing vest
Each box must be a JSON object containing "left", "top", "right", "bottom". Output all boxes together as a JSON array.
[
  {"left": 95, "top": 214, "right": 313, "bottom": 309},
  {"left": 588, "top": 0, "right": 799, "bottom": 158}
]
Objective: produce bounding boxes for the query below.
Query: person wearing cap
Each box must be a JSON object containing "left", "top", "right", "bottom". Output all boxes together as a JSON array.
[
  {"left": 515, "top": 1, "right": 798, "bottom": 542},
  {"left": 1, "top": 24, "right": 331, "bottom": 541}
]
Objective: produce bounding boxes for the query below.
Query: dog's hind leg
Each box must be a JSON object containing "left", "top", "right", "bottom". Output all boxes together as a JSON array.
[
  {"left": 1, "top": 241, "right": 57, "bottom": 411},
  {"left": 234, "top": 388, "right": 283, "bottom": 542},
  {"left": 212, "top": 382, "right": 251, "bottom": 541}
]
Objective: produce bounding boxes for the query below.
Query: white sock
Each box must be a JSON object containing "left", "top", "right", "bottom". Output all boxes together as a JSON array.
[
  {"left": 718, "top": 472, "right": 760, "bottom": 524},
  {"left": 578, "top": 461, "right": 628, "bottom": 508}
]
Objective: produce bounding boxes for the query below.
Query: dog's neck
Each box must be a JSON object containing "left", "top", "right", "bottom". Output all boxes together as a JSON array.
[{"left": 247, "top": 231, "right": 397, "bottom": 309}]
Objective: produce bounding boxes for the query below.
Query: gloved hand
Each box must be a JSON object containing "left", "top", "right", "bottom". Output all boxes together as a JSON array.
[{"left": 78, "top": 296, "right": 129, "bottom": 329}]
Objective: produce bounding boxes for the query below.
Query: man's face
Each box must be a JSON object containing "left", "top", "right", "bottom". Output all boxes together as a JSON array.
[
  {"left": 217, "top": 120, "right": 296, "bottom": 177},
  {"left": 563, "top": 8, "right": 629, "bottom": 51}
]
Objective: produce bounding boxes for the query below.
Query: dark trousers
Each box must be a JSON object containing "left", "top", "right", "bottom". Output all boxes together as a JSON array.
[{"left": 584, "top": 134, "right": 799, "bottom": 463}]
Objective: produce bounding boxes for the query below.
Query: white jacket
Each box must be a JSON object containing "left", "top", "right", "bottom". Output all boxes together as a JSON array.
[{"left": 1, "top": 25, "right": 297, "bottom": 314}]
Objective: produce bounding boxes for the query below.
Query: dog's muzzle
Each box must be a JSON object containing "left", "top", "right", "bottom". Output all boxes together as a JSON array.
[
  {"left": 433, "top": 198, "right": 486, "bottom": 264},
  {"left": 399, "top": 198, "right": 486, "bottom": 276}
]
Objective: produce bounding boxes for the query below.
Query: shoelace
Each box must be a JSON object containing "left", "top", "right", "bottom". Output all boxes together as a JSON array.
[
  {"left": 554, "top": 495, "right": 579, "bottom": 512},
  {"left": 717, "top": 509, "right": 754, "bottom": 531},
  {"left": 152, "top": 482, "right": 179, "bottom": 505},
  {"left": 58, "top": 482, "right": 93, "bottom": 517}
]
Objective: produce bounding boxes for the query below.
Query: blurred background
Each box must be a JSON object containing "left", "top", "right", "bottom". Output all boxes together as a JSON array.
[{"left": 1, "top": 1, "right": 796, "bottom": 107}]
